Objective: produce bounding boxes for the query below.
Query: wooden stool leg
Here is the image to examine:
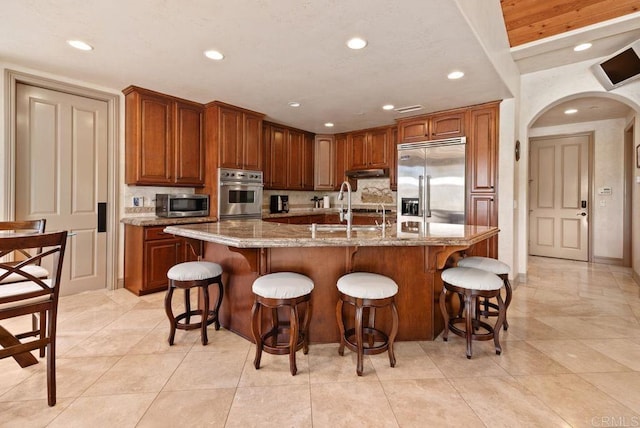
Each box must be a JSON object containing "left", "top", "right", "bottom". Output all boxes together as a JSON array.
[
  {"left": 302, "top": 300, "right": 312, "bottom": 355},
  {"left": 439, "top": 287, "right": 450, "bottom": 342},
  {"left": 355, "top": 302, "right": 364, "bottom": 376},
  {"left": 184, "top": 288, "right": 191, "bottom": 324},
  {"left": 465, "top": 291, "right": 473, "bottom": 359},
  {"left": 251, "top": 301, "right": 262, "bottom": 369},
  {"left": 336, "top": 299, "right": 346, "bottom": 356},
  {"left": 494, "top": 293, "right": 505, "bottom": 355},
  {"left": 502, "top": 275, "right": 512, "bottom": 331},
  {"left": 38, "top": 310, "right": 46, "bottom": 357},
  {"left": 214, "top": 278, "right": 224, "bottom": 330},
  {"left": 288, "top": 304, "right": 299, "bottom": 376},
  {"left": 388, "top": 300, "right": 399, "bottom": 368},
  {"left": 164, "top": 286, "right": 177, "bottom": 346},
  {"left": 201, "top": 283, "right": 210, "bottom": 345},
  {"left": 367, "top": 307, "right": 376, "bottom": 348}
]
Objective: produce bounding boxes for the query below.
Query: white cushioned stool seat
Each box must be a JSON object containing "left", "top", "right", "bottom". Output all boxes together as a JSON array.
[
  {"left": 457, "top": 257, "right": 510, "bottom": 276},
  {"left": 167, "top": 261, "right": 223, "bottom": 281},
  {"left": 441, "top": 267, "right": 502, "bottom": 291},
  {"left": 253, "top": 272, "right": 314, "bottom": 299},
  {"left": 337, "top": 272, "right": 398, "bottom": 299},
  {"left": 0, "top": 265, "right": 49, "bottom": 284}
]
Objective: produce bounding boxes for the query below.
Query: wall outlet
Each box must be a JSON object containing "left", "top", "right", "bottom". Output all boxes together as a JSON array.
[{"left": 132, "top": 196, "right": 144, "bottom": 207}]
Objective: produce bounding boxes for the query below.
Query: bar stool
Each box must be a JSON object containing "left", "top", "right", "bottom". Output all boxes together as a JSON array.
[
  {"left": 439, "top": 266, "right": 505, "bottom": 359},
  {"left": 457, "top": 256, "right": 512, "bottom": 330},
  {"left": 251, "top": 272, "right": 314, "bottom": 376},
  {"left": 336, "top": 272, "right": 399, "bottom": 376},
  {"left": 164, "top": 261, "right": 224, "bottom": 346}
]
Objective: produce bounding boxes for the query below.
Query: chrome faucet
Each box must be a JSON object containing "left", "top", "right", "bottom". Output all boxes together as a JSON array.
[{"left": 337, "top": 180, "right": 352, "bottom": 232}]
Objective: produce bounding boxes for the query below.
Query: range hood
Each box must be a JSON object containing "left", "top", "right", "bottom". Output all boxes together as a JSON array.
[{"left": 345, "top": 168, "right": 388, "bottom": 179}]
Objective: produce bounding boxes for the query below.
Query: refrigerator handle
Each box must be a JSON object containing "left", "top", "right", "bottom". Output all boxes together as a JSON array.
[
  {"left": 425, "top": 175, "right": 432, "bottom": 218},
  {"left": 418, "top": 175, "right": 424, "bottom": 217}
]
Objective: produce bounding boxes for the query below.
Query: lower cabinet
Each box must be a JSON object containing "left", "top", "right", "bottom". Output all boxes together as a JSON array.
[{"left": 124, "top": 224, "right": 197, "bottom": 295}]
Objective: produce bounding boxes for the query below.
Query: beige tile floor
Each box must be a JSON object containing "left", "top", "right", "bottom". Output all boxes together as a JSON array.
[{"left": 1, "top": 256, "right": 639, "bottom": 427}]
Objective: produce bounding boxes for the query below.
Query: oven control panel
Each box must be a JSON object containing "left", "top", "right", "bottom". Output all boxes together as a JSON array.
[{"left": 219, "top": 168, "right": 263, "bottom": 184}]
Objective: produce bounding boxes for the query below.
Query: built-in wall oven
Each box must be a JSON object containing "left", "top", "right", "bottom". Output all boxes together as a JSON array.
[{"left": 218, "top": 168, "right": 263, "bottom": 220}]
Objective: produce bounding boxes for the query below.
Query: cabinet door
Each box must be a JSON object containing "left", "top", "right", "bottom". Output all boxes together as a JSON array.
[
  {"left": 389, "top": 127, "right": 398, "bottom": 190},
  {"left": 174, "top": 101, "right": 204, "bottom": 186},
  {"left": 368, "top": 127, "right": 389, "bottom": 167},
  {"left": 334, "top": 134, "right": 348, "bottom": 190},
  {"left": 243, "top": 113, "right": 262, "bottom": 170},
  {"left": 267, "top": 125, "right": 288, "bottom": 189},
  {"left": 349, "top": 131, "right": 368, "bottom": 169},
  {"left": 302, "top": 133, "right": 315, "bottom": 190},
  {"left": 467, "top": 194, "right": 498, "bottom": 257},
  {"left": 468, "top": 105, "right": 498, "bottom": 193},
  {"left": 397, "top": 117, "right": 429, "bottom": 143},
  {"left": 130, "top": 92, "right": 174, "bottom": 184},
  {"left": 314, "top": 135, "right": 335, "bottom": 190},
  {"left": 288, "top": 130, "right": 305, "bottom": 189},
  {"left": 144, "top": 238, "right": 183, "bottom": 291},
  {"left": 218, "top": 106, "right": 243, "bottom": 169},
  {"left": 429, "top": 111, "right": 466, "bottom": 139}
]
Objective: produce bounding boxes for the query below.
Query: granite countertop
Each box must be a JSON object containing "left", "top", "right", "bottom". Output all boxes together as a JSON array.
[
  {"left": 120, "top": 216, "right": 218, "bottom": 227},
  {"left": 262, "top": 207, "right": 396, "bottom": 219},
  {"left": 164, "top": 220, "right": 498, "bottom": 248}
]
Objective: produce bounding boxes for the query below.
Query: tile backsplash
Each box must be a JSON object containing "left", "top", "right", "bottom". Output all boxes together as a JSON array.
[{"left": 123, "top": 186, "right": 196, "bottom": 215}]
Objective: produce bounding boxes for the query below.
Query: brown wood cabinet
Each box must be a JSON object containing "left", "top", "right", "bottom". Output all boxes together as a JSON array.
[
  {"left": 314, "top": 135, "right": 335, "bottom": 190},
  {"left": 390, "top": 127, "right": 398, "bottom": 191},
  {"left": 263, "top": 122, "right": 314, "bottom": 190},
  {"left": 211, "top": 102, "right": 264, "bottom": 171},
  {"left": 124, "top": 224, "right": 198, "bottom": 295},
  {"left": 397, "top": 109, "right": 467, "bottom": 143},
  {"left": 347, "top": 125, "right": 391, "bottom": 170},
  {"left": 466, "top": 101, "right": 499, "bottom": 258},
  {"left": 124, "top": 86, "right": 204, "bottom": 187},
  {"left": 334, "top": 133, "right": 348, "bottom": 190}
]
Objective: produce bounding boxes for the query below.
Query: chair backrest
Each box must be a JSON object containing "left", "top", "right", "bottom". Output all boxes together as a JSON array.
[
  {"left": 0, "top": 220, "right": 47, "bottom": 264},
  {"left": 0, "top": 231, "right": 67, "bottom": 306}
]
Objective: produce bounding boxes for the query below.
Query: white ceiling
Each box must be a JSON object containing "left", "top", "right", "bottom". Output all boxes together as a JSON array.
[
  {"left": 532, "top": 97, "right": 632, "bottom": 128},
  {"left": 1, "top": 1, "right": 638, "bottom": 133}
]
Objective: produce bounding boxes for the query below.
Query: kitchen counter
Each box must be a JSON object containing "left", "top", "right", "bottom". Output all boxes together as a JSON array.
[
  {"left": 120, "top": 216, "right": 217, "bottom": 227},
  {"left": 164, "top": 220, "right": 498, "bottom": 343}
]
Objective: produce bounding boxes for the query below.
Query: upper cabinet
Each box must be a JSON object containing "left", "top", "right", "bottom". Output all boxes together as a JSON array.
[
  {"left": 314, "top": 135, "right": 335, "bottom": 191},
  {"left": 124, "top": 86, "right": 204, "bottom": 187},
  {"left": 397, "top": 109, "right": 467, "bottom": 143},
  {"left": 467, "top": 103, "right": 498, "bottom": 193},
  {"left": 263, "top": 122, "right": 314, "bottom": 190},
  {"left": 213, "top": 102, "right": 264, "bottom": 171},
  {"left": 333, "top": 133, "right": 348, "bottom": 191},
  {"left": 347, "top": 125, "right": 391, "bottom": 170}
]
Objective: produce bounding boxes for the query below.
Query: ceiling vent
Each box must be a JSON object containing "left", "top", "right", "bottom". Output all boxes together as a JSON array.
[{"left": 393, "top": 105, "right": 424, "bottom": 114}]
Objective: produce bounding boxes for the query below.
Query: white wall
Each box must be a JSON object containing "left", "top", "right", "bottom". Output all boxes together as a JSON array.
[
  {"left": 529, "top": 118, "right": 626, "bottom": 260},
  {"left": 517, "top": 58, "right": 640, "bottom": 279}
]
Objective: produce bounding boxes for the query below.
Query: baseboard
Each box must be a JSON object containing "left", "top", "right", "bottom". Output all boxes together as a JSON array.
[
  {"left": 633, "top": 270, "right": 640, "bottom": 286},
  {"left": 592, "top": 256, "right": 625, "bottom": 266},
  {"left": 116, "top": 278, "right": 124, "bottom": 289}
]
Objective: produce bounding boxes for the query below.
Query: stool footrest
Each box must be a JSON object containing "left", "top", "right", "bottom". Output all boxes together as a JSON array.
[
  {"left": 447, "top": 317, "right": 495, "bottom": 342},
  {"left": 174, "top": 310, "right": 218, "bottom": 331},
  {"left": 342, "top": 327, "right": 390, "bottom": 356}
]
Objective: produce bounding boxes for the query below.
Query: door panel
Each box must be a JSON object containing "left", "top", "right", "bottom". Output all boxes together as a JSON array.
[
  {"left": 16, "top": 83, "right": 108, "bottom": 294},
  {"left": 529, "top": 134, "right": 589, "bottom": 261}
]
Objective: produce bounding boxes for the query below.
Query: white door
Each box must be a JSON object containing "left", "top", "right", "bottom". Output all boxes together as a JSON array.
[
  {"left": 16, "top": 83, "right": 108, "bottom": 295},
  {"left": 529, "top": 134, "right": 589, "bottom": 261}
]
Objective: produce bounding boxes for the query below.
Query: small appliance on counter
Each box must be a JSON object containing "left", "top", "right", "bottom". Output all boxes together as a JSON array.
[
  {"left": 270, "top": 195, "right": 289, "bottom": 213},
  {"left": 156, "top": 193, "right": 209, "bottom": 218}
]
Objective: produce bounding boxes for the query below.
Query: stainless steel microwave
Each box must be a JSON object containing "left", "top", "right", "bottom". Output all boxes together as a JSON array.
[{"left": 155, "top": 193, "right": 209, "bottom": 218}]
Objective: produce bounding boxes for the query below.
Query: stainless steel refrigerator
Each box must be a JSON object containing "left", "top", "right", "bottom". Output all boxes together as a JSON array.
[{"left": 396, "top": 137, "right": 466, "bottom": 232}]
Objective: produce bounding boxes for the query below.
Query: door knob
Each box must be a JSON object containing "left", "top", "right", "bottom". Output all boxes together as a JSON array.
[{"left": 576, "top": 212, "right": 587, "bottom": 217}]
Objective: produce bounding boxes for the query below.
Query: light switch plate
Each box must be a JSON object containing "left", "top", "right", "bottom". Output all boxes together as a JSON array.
[{"left": 132, "top": 196, "right": 144, "bottom": 207}]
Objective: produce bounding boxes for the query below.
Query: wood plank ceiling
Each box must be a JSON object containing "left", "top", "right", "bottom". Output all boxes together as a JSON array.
[{"left": 500, "top": 0, "right": 640, "bottom": 47}]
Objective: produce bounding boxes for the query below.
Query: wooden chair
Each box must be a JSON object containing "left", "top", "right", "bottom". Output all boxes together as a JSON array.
[
  {"left": 0, "top": 220, "right": 48, "bottom": 356},
  {"left": 0, "top": 231, "right": 67, "bottom": 406}
]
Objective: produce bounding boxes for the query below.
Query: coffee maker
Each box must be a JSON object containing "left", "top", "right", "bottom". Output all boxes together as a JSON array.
[{"left": 270, "top": 195, "right": 289, "bottom": 213}]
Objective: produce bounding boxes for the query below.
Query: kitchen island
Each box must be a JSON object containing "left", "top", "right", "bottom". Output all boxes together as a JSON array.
[{"left": 164, "top": 220, "right": 498, "bottom": 343}]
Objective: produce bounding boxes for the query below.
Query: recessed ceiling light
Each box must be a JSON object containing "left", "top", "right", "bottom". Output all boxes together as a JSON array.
[
  {"left": 288, "top": 101, "right": 301, "bottom": 107},
  {"left": 204, "top": 50, "right": 224, "bottom": 60},
  {"left": 67, "top": 40, "right": 93, "bottom": 51},
  {"left": 382, "top": 104, "right": 395, "bottom": 111},
  {"left": 564, "top": 108, "right": 578, "bottom": 115},
  {"left": 346, "top": 37, "right": 367, "bottom": 50},
  {"left": 574, "top": 43, "right": 592, "bottom": 52},
  {"left": 324, "top": 122, "right": 334, "bottom": 128},
  {"left": 447, "top": 71, "right": 464, "bottom": 80}
]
